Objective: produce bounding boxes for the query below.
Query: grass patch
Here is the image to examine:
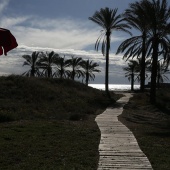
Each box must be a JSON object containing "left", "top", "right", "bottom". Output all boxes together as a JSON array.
[
  {"left": 119, "top": 89, "right": 170, "bottom": 170},
  {"left": 156, "top": 88, "right": 170, "bottom": 114},
  {"left": 0, "top": 75, "right": 116, "bottom": 121},
  {"left": 0, "top": 75, "right": 119, "bottom": 169},
  {"left": 0, "top": 120, "right": 100, "bottom": 170}
]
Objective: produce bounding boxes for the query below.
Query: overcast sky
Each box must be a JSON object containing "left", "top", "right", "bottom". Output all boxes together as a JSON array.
[{"left": 0, "top": 0, "right": 169, "bottom": 84}]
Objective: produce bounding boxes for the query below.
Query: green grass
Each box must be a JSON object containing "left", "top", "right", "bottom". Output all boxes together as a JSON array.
[
  {"left": 0, "top": 75, "right": 117, "bottom": 122},
  {"left": 0, "top": 120, "right": 100, "bottom": 170},
  {"left": 119, "top": 89, "right": 170, "bottom": 170},
  {"left": 0, "top": 75, "right": 119, "bottom": 170}
]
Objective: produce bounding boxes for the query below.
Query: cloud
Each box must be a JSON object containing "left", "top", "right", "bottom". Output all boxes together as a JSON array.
[
  {"left": 0, "top": 3, "right": 130, "bottom": 83},
  {"left": 0, "top": 12, "right": 127, "bottom": 51},
  {"left": 0, "top": 0, "right": 9, "bottom": 14},
  {"left": 0, "top": 16, "right": 31, "bottom": 28},
  {"left": 6, "top": 17, "right": 99, "bottom": 49}
]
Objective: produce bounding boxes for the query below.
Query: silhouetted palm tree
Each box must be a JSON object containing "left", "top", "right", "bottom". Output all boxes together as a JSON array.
[
  {"left": 118, "top": 0, "right": 170, "bottom": 103},
  {"left": 117, "top": 0, "right": 149, "bottom": 92},
  {"left": 157, "top": 61, "right": 169, "bottom": 88},
  {"left": 38, "top": 51, "right": 59, "bottom": 78},
  {"left": 135, "top": 57, "right": 150, "bottom": 83},
  {"left": 53, "top": 56, "right": 70, "bottom": 79},
  {"left": 67, "top": 56, "right": 84, "bottom": 80},
  {"left": 142, "top": 0, "right": 170, "bottom": 103},
  {"left": 123, "top": 60, "right": 139, "bottom": 91},
  {"left": 148, "top": 60, "right": 170, "bottom": 88},
  {"left": 164, "top": 51, "right": 170, "bottom": 70},
  {"left": 22, "top": 51, "right": 41, "bottom": 77},
  {"left": 89, "top": 7, "right": 131, "bottom": 96},
  {"left": 81, "top": 60, "right": 101, "bottom": 86}
]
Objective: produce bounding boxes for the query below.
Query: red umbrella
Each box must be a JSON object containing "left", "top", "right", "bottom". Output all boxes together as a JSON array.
[{"left": 0, "top": 28, "right": 18, "bottom": 56}]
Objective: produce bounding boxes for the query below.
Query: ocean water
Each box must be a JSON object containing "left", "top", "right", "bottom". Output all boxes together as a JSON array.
[{"left": 88, "top": 84, "right": 140, "bottom": 91}]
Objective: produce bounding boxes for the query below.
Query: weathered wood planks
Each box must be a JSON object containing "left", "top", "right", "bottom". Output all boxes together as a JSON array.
[{"left": 95, "top": 93, "right": 153, "bottom": 170}]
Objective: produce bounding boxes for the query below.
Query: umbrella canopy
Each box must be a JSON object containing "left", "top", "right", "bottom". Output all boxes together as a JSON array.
[{"left": 0, "top": 28, "right": 18, "bottom": 56}]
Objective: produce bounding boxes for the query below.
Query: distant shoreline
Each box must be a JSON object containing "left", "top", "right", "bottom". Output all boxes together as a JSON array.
[{"left": 88, "top": 84, "right": 140, "bottom": 91}]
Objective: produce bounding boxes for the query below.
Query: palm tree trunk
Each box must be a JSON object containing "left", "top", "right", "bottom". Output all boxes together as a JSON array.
[
  {"left": 157, "top": 75, "right": 160, "bottom": 89},
  {"left": 60, "top": 69, "right": 63, "bottom": 79},
  {"left": 85, "top": 73, "right": 89, "bottom": 86},
  {"left": 31, "top": 66, "right": 35, "bottom": 77},
  {"left": 31, "top": 68, "right": 35, "bottom": 77},
  {"left": 131, "top": 73, "right": 134, "bottom": 91},
  {"left": 72, "top": 70, "right": 75, "bottom": 80},
  {"left": 140, "top": 33, "right": 146, "bottom": 92},
  {"left": 150, "top": 40, "right": 158, "bottom": 104},
  {"left": 105, "top": 31, "right": 110, "bottom": 97},
  {"left": 48, "top": 68, "right": 51, "bottom": 78}
]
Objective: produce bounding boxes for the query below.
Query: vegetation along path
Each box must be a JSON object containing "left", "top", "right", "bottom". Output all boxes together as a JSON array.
[{"left": 95, "top": 93, "right": 153, "bottom": 170}]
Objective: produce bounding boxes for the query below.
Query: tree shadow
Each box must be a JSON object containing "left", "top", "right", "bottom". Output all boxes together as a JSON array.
[{"left": 146, "top": 132, "right": 170, "bottom": 138}]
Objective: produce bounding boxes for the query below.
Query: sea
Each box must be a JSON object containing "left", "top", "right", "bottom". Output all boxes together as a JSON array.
[{"left": 88, "top": 84, "right": 140, "bottom": 91}]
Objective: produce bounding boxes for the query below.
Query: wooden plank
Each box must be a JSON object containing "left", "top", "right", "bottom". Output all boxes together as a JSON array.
[{"left": 95, "top": 93, "right": 153, "bottom": 170}]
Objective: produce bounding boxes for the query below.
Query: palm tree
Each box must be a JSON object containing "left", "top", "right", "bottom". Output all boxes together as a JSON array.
[
  {"left": 135, "top": 57, "right": 150, "bottom": 83},
  {"left": 117, "top": 0, "right": 170, "bottom": 103},
  {"left": 53, "top": 56, "right": 70, "bottom": 79},
  {"left": 89, "top": 7, "right": 131, "bottom": 96},
  {"left": 116, "top": 0, "right": 149, "bottom": 92},
  {"left": 38, "top": 51, "right": 59, "bottom": 78},
  {"left": 164, "top": 51, "right": 170, "bottom": 70},
  {"left": 148, "top": 60, "right": 170, "bottom": 88},
  {"left": 22, "top": 51, "right": 41, "bottom": 77},
  {"left": 81, "top": 59, "right": 101, "bottom": 86},
  {"left": 157, "top": 61, "right": 169, "bottom": 88},
  {"left": 67, "top": 56, "right": 84, "bottom": 81},
  {"left": 123, "top": 60, "right": 139, "bottom": 91},
  {"left": 142, "top": 0, "right": 170, "bottom": 103}
]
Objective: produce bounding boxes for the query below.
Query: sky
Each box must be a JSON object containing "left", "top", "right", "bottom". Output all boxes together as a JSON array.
[{"left": 0, "top": 0, "right": 170, "bottom": 84}]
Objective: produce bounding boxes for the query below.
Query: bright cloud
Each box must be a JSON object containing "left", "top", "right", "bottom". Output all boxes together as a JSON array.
[
  {"left": 0, "top": 11, "right": 126, "bottom": 50},
  {"left": 5, "top": 17, "right": 97, "bottom": 49},
  {"left": 11, "top": 17, "right": 123, "bottom": 50}
]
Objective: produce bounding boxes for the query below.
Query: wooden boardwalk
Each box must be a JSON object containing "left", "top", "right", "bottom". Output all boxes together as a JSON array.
[{"left": 95, "top": 93, "right": 153, "bottom": 170}]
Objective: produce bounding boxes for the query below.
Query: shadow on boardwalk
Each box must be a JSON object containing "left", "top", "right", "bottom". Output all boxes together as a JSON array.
[{"left": 95, "top": 93, "right": 153, "bottom": 170}]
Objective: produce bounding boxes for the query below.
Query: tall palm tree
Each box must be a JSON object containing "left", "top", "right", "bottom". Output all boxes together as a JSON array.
[
  {"left": 142, "top": 0, "right": 170, "bottom": 103},
  {"left": 53, "top": 56, "right": 70, "bottom": 79},
  {"left": 38, "top": 51, "right": 59, "bottom": 78},
  {"left": 117, "top": 0, "right": 170, "bottom": 103},
  {"left": 89, "top": 7, "right": 131, "bottom": 96},
  {"left": 67, "top": 56, "right": 84, "bottom": 81},
  {"left": 22, "top": 51, "right": 41, "bottom": 77},
  {"left": 116, "top": 0, "right": 149, "bottom": 92},
  {"left": 123, "top": 60, "right": 139, "bottom": 91},
  {"left": 81, "top": 59, "right": 101, "bottom": 86}
]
